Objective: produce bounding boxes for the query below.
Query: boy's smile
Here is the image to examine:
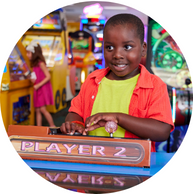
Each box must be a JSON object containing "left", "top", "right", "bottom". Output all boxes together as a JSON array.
[{"left": 103, "top": 24, "right": 147, "bottom": 80}]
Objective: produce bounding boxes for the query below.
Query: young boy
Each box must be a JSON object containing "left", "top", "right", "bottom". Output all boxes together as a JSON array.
[{"left": 60, "top": 14, "right": 174, "bottom": 152}]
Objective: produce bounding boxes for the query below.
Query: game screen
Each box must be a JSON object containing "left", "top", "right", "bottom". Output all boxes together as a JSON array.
[
  {"left": 150, "top": 19, "right": 191, "bottom": 89},
  {"left": 31, "top": 13, "right": 61, "bottom": 30},
  {"left": 71, "top": 38, "right": 90, "bottom": 60},
  {"left": 22, "top": 35, "right": 63, "bottom": 67},
  {"left": 71, "top": 38, "right": 89, "bottom": 50},
  {"left": 7, "top": 46, "right": 31, "bottom": 82}
]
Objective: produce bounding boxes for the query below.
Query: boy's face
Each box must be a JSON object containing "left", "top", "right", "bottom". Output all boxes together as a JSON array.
[{"left": 103, "top": 24, "right": 147, "bottom": 80}]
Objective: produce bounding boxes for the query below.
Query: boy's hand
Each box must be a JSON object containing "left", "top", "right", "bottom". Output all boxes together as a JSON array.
[
  {"left": 85, "top": 113, "right": 118, "bottom": 132},
  {"left": 60, "top": 121, "right": 87, "bottom": 135}
]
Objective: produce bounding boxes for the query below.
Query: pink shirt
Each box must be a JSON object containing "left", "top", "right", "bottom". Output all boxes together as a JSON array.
[{"left": 69, "top": 64, "right": 174, "bottom": 152}]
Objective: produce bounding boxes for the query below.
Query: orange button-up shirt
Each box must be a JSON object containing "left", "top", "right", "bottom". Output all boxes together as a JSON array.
[{"left": 69, "top": 64, "right": 174, "bottom": 152}]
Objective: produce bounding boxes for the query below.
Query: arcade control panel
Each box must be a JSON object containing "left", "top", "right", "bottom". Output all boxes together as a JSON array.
[{"left": 8, "top": 125, "right": 151, "bottom": 168}]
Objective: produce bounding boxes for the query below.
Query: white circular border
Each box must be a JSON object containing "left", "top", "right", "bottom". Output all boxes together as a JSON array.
[{"left": 0, "top": 0, "right": 192, "bottom": 193}]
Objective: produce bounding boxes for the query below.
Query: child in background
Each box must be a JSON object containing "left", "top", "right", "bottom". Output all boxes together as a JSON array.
[
  {"left": 60, "top": 14, "right": 174, "bottom": 152},
  {"left": 26, "top": 41, "right": 55, "bottom": 127}
]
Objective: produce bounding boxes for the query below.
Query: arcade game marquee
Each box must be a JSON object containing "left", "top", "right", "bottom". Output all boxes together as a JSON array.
[
  {"left": 22, "top": 9, "right": 76, "bottom": 113},
  {"left": 7, "top": 124, "right": 174, "bottom": 193},
  {"left": 146, "top": 18, "right": 193, "bottom": 152},
  {"left": 0, "top": 39, "right": 34, "bottom": 131}
]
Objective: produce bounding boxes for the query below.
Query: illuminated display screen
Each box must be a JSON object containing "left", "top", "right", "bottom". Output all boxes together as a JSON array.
[
  {"left": 8, "top": 46, "right": 30, "bottom": 82},
  {"left": 73, "top": 52, "right": 86, "bottom": 59},
  {"left": 150, "top": 19, "right": 191, "bottom": 88},
  {"left": 32, "top": 13, "right": 61, "bottom": 30},
  {"left": 22, "top": 35, "right": 63, "bottom": 67},
  {"left": 71, "top": 39, "right": 89, "bottom": 50}
]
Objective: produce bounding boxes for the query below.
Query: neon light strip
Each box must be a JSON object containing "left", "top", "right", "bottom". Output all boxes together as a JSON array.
[
  {"left": 172, "top": 87, "right": 176, "bottom": 123},
  {"left": 83, "top": 3, "right": 103, "bottom": 16}
]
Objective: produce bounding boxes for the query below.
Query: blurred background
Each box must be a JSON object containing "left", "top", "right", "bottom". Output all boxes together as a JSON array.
[{"left": 1, "top": 1, "right": 192, "bottom": 153}]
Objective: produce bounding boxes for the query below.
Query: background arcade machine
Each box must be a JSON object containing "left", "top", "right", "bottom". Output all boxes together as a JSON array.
[
  {"left": 22, "top": 9, "right": 75, "bottom": 114},
  {"left": 0, "top": 40, "right": 34, "bottom": 132},
  {"left": 80, "top": 3, "right": 106, "bottom": 69},
  {"left": 146, "top": 18, "right": 193, "bottom": 152},
  {"left": 69, "top": 30, "right": 96, "bottom": 91}
]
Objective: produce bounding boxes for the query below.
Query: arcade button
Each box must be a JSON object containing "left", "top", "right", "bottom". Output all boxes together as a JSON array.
[
  {"left": 67, "top": 131, "right": 82, "bottom": 136},
  {"left": 49, "top": 127, "right": 82, "bottom": 136},
  {"left": 49, "top": 127, "right": 61, "bottom": 135}
]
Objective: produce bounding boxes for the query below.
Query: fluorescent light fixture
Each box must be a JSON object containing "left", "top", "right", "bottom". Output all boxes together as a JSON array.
[
  {"left": 104, "top": 6, "right": 128, "bottom": 10},
  {"left": 96, "top": 33, "right": 103, "bottom": 38}
]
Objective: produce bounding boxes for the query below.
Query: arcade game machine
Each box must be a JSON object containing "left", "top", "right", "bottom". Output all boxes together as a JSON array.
[
  {"left": 0, "top": 39, "right": 34, "bottom": 132},
  {"left": 69, "top": 30, "right": 96, "bottom": 91},
  {"left": 146, "top": 18, "right": 192, "bottom": 152},
  {"left": 7, "top": 124, "right": 174, "bottom": 193},
  {"left": 80, "top": 17, "right": 105, "bottom": 69},
  {"left": 22, "top": 9, "right": 75, "bottom": 113},
  {"left": 80, "top": 3, "right": 106, "bottom": 69}
]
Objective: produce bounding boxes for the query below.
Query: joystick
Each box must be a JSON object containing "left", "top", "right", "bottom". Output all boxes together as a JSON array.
[{"left": 105, "top": 121, "right": 118, "bottom": 137}]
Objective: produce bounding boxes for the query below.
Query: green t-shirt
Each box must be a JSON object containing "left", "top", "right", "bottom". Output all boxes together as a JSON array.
[{"left": 89, "top": 74, "right": 140, "bottom": 137}]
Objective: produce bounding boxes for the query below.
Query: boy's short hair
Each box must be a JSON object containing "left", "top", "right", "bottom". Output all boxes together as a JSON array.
[{"left": 103, "top": 13, "right": 144, "bottom": 44}]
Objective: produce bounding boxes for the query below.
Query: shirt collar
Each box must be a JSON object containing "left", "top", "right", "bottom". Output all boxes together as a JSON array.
[
  {"left": 136, "top": 64, "right": 154, "bottom": 89},
  {"left": 90, "top": 67, "right": 110, "bottom": 84},
  {"left": 91, "top": 64, "right": 153, "bottom": 88}
]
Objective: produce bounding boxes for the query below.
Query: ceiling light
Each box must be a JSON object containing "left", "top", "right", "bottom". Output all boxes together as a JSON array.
[{"left": 103, "top": 6, "right": 128, "bottom": 10}]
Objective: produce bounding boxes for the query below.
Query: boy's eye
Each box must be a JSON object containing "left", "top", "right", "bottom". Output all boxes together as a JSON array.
[
  {"left": 125, "top": 45, "right": 132, "bottom": 50},
  {"left": 106, "top": 45, "right": 114, "bottom": 50}
]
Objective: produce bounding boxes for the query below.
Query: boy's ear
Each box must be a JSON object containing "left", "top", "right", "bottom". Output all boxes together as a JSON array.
[{"left": 142, "top": 42, "right": 147, "bottom": 57}]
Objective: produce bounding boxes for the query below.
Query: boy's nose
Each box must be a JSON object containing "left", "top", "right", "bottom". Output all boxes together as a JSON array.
[{"left": 113, "top": 49, "right": 124, "bottom": 59}]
